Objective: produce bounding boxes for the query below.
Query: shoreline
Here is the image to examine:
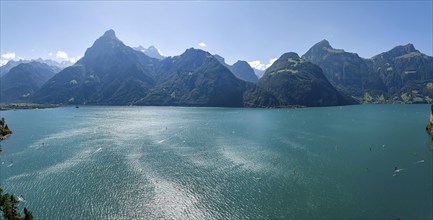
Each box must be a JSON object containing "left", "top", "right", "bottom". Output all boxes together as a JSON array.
[
  {"left": 0, "top": 102, "right": 432, "bottom": 111},
  {"left": 0, "top": 103, "right": 61, "bottom": 111}
]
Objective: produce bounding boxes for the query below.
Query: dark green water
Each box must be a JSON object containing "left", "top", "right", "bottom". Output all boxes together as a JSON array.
[{"left": 0, "top": 105, "right": 431, "bottom": 219}]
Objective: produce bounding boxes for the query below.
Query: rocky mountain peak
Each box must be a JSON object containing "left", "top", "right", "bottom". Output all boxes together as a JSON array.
[
  {"left": 102, "top": 29, "right": 117, "bottom": 39},
  {"left": 316, "top": 39, "right": 332, "bottom": 49}
]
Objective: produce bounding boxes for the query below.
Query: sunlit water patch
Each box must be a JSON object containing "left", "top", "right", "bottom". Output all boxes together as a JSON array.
[{"left": 0, "top": 105, "right": 431, "bottom": 219}]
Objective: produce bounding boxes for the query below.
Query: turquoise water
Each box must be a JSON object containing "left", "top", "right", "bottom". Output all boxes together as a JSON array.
[{"left": 0, "top": 105, "right": 431, "bottom": 219}]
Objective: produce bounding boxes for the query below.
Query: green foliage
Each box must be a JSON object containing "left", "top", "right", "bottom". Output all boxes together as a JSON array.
[
  {"left": 243, "top": 85, "right": 279, "bottom": 107},
  {"left": 397, "top": 51, "right": 423, "bottom": 59},
  {"left": 0, "top": 188, "right": 32, "bottom": 220},
  {"left": 427, "top": 83, "right": 433, "bottom": 90},
  {"left": 360, "top": 93, "right": 389, "bottom": 104},
  {"left": 270, "top": 69, "right": 298, "bottom": 75},
  {"left": 0, "top": 118, "right": 12, "bottom": 137},
  {"left": 23, "top": 208, "right": 33, "bottom": 220},
  {"left": 0, "top": 103, "right": 59, "bottom": 111},
  {"left": 287, "top": 57, "right": 304, "bottom": 67},
  {"left": 69, "top": 79, "right": 78, "bottom": 85},
  {"left": 400, "top": 93, "right": 410, "bottom": 102},
  {"left": 362, "top": 92, "right": 374, "bottom": 103},
  {"left": 413, "top": 97, "right": 424, "bottom": 102},
  {"left": 377, "top": 94, "right": 385, "bottom": 102}
]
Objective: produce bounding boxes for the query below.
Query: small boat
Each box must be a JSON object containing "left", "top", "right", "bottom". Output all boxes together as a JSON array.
[
  {"left": 75, "top": 106, "right": 79, "bottom": 108},
  {"left": 394, "top": 168, "right": 405, "bottom": 173},
  {"left": 17, "top": 195, "right": 26, "bottom": 203}
]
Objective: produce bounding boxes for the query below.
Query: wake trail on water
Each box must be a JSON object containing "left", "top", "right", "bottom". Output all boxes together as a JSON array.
[
  {"left": 394, "top": 168, "right": 406, "bottom": 173},
  {"left": 392, "top": 158, "right": 427, "bottom": 177},
  {"left": 156, "top": 132, "right": 185, "bottom": 145}
]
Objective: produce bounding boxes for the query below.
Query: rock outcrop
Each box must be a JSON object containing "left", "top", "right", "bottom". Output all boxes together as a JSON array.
[
  {"left": 428, "top": 104, "right": 433, "bottom": 134},
  {"left": 427, "top": 104, "right": 433, "bottom": 148},
  {"left": 0, "top": 117, "right": 12, "bottom": 141}
]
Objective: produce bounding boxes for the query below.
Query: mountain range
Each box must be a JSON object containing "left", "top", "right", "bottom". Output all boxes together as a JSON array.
[
  {"left": 133, "top": 45, "right": 166, "bottom": 60},
  {"left": 214, "top": 55, "right": 258, "bottom": 83},
  {"left": 1, "top": 61, "right": 57, "bottom": 102},
  {"left": 302, "top": 40, "right": 433, "bottom": 103},
  {"left": 257, "top": 52, "right": 353, "bottom": 107},
  {"left": 1, "top": 29, "right": 432, "bottom": 107},
  {"left": 0, "top": 58, "right": 72, "bottom": 78},
  {"left": 135, "top": 49, "right": 249, "bottom": 107},
  {"left": 32, "top": 30, "right": 159, "bottom": 105}
]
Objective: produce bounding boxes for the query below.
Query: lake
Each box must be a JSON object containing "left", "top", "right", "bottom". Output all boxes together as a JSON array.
[{"left": 0, "top": 105, "right": 431, "bottom": 219}]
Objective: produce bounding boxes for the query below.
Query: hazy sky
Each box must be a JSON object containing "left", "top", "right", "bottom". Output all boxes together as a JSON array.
[{"left": 1, "top": 1, "right": 432, "bottom": 69}]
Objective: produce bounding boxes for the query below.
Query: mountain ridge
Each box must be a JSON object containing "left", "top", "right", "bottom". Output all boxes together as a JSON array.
[
  {"left": 257, "top": 52, "right": 354, "bottom": 107},
  {"left": 135, "top": 48, "right": 249, "bottom": 107},
  {"left": 133, "top": 45, "right": 166, "bottom": 60},
  {"left": 32, "top": 30, "right": 159, "bottom": 104},
  {"left": 214, "top": 54, "right": 258, "bottom": 83},
  {"left": 4, "top": 29, "right": 430, "bottom": 106},
  {"left": 1, "top": 61, "right": 57, "bottom": 102},
  {"left": 302, "top": 39, "right": 432, "bottom": 103},
  {"left": 0, "top": 59, "right": 71, "bottom": 77}
]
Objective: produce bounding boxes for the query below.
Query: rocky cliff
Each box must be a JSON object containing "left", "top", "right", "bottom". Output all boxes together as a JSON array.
[
  {"left": 427, "top": 104, "right": 433, "bottom": 149},
  {"left": 428, "top": 104, "right": 433, "bottom": 135}
]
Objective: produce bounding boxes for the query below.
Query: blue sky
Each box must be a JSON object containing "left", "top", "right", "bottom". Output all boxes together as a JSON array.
[{"left": 1, "top": 1, "right": 432, "bottom": 69}]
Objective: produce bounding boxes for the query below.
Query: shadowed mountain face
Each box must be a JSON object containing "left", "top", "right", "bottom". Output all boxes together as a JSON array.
[
  {"left": 136, "top": 49, "right": 249, "bottom": 107},
  {"left": 32, "top": 30, "right": 250, "bottom": 107},
  {"left": 26, "top": 30, "right": 357, "bottom": 107},
  {"left": 302, "top": 40, "right": 386, "bottom": 100},
  {"left": 32, "top": 30, "right": 159, "bottom": 105},
  {"left": 1, "top": 60, "right": 24, "bottom": 77},
  {"left": 24, "top": 30, "right": 431, "bottom": 107},
  {"left": 253, "top": 68, "right": 265, "bottom": 78},
  {"left": 214, "top": 55, "right": 258, "bottom": 83},
  {"left": 303, "top": 40, "right": 433, "bottom": 103},
  {"left": 1, "top": 62, "right": 57, "bottom": 102},
  {"left": 231, "top": 61, "right": 258, "bottom": 83},
  {"left": 257, "top": 52, "right": 354, "bottom": 107}
]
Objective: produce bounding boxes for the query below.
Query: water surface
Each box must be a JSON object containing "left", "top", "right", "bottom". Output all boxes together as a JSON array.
[{"left": 1, "top": 105, "right": 431, "bottom": 219}]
